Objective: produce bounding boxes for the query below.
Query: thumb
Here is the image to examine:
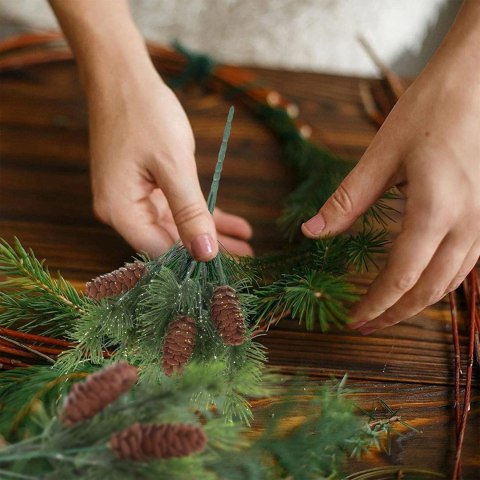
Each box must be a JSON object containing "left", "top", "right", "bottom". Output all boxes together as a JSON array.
[
  {"left": 153, "top": 162, "right": 218, "bottom": 262},
  {"left": 301, "top": 150, "right": 397, "bottom": 238}
]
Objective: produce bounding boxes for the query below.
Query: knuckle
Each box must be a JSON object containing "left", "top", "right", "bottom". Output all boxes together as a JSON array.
[
  {"left": 425, "top": 287, "right": 447, "bottom": 306},
  {"left": 392, "top": 270, "right": 419, "bottom": 292},
  {"left": 329, "top": 183, "right": 354, "bottom": 216},
  {"left": 173, "top": 202, "right": 208, "bottom": 227},
  {"left": 446, "top": 280, "right": 462, "bottom": 294},
  {"left": 448, "top": 271, "right": 470, "bottom": 293}
]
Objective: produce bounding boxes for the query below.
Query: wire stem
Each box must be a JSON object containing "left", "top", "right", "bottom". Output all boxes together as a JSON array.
[{"left": 207, "top": 106, "right": 234, "bottom": 214}]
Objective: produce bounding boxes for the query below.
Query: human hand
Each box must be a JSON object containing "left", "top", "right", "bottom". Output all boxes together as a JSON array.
[
  {"left": 48, "top": 0, "right": 252, "bottom": 261},
  {"left": 88, "top": 71, "right": 253, "bottom": 259},
  {"left": 302, "top": 2, "right": 480, "bottom": 333}
]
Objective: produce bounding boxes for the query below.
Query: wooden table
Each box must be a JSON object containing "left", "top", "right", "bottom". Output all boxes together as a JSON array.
[{"left": 0, "top": 60, "right": 479, "bottom": 477}]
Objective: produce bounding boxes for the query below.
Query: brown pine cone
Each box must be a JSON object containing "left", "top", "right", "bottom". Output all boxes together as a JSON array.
[
  {"left": 161, "top": 315, "right": 197, "bottom": 377},
  {"left": 60, "top": 361, "right": 138, "bottom": 426},
  {"left": 110, "top": 422, "right": 207, "bottom": 461},
  {"left": 210, "top": 285, "right": 246, "bottom": 346},
  {"left": 85, "top": 261, "right": 147, "bottom": 300}
]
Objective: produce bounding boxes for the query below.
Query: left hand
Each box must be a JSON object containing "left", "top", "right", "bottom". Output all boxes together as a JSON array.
[{"left": 301, "top": 1, "right": 480, "bottom": 334}]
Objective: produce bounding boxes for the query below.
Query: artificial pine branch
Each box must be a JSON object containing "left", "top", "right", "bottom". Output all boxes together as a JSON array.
[
  {"left": 0, "top": 238, "right": 89, "bottom": 337},
  {"left": 345, "top": 227, "right": 390, "bottom": 272},
  {"left": 254, "top": 271, "right": 358, "bottom": 331},
  {"left": 0, "top": 366, "right": 414, "bottom": 479}
]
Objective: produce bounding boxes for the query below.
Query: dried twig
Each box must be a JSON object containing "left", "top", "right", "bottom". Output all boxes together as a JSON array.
[
  {"left": 449, "top": 291, "right": 461, "bottom": 440},
  {"left": 453, "top": 270, "right": 478, "bottom": 479},
  {"left": 0, "top": 335, "right": 55, "bottom": 364},
  {"left": 357, "top": 35, "right": 406, "bottom": 100}
]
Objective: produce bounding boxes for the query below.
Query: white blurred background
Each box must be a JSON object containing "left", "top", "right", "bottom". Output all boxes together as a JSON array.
[{"left": 0, "top": 0, "right": 463, "bottom": 77}]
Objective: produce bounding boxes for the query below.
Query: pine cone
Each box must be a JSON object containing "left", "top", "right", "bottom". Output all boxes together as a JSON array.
[
  {"left": 161, "top": 315, "right": 197, "bottom": 377},
  {"left": 60, "top": 362, "right": 138, "bottom": 426},
  {"left": 210, "top": 285, "right": 246, "bottom": 346},
  {"left": 110, "top": 422, "right": 207, "bottom": 461},
  {"left": 85, "top": 262, "right": 147, "bottom": 300}
]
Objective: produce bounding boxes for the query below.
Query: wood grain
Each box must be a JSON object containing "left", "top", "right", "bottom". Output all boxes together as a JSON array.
[{"left": 0, "top": 59, "right": 479, "bottom": 477}]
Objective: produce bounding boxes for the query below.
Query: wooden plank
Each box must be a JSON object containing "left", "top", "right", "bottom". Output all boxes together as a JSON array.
[
  {"left": 1, "top": 59, "right": 479, "bottom": 476},
  {"left": 252, "top": 381, "right": 480, "bottom": 475}
]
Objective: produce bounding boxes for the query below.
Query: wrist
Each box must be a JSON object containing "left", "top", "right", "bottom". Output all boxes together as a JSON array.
[
  {"left": 78, "top": 28, "right": 158, "bottom": 94},
  {"left": 49, "top": 0, "right": 159, "bottom": 94},
  {"left": 419, "top": 1, "right": 480, "bottom": 95}
]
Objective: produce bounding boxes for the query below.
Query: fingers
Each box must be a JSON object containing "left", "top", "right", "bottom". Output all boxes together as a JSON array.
[
  {"left": 149, "top": 190, "right": 254, "bottom": 257},
  {"left": 350, "top": 203, "right": 449, "bottom": 330},
  {"left": 149, "top": 159, "right": 218, "bottom": 262},
  {"left": 445, "top": 240, "right": 480, "bottom": 293},
  {"left": 218, "top": 234, "right": 254, "bottom": 257},
  {"left": 214, "top": 208, "right": 253, "bottom": 241},
  {"left": 102, "top": 196, "right": 176, "bottom": 258},
  {"left": 356, "top": 232, "right": 475, "bottom": 334},
  {"left": 302, "top": 142, "right": 398, "bottom": 238}
]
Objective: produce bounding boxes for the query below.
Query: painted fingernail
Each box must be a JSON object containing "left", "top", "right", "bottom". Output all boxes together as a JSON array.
[
  {"left": 191, "top": 233, "right": 215, "bottom": 261},
  {"left": 302, "top": 214, "right": 326, "bottom": 236}
]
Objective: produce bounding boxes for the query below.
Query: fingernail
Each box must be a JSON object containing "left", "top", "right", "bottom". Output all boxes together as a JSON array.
[
  {"left": 359, "top": 328, "right": 375, "bottom": 336},
  {"left": 348, "top": 321, "right": 366, "bottom": 330},
  {"left": 191, "top": 233, "right": 215, "bottom": 261},
  {"left": 302, "top": 214, "right": 326, "bottom": 236}
]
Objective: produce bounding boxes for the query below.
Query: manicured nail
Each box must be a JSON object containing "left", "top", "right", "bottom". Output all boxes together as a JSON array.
[
  {"left": 191, "top": 233, "right": 215, "bottom": 261},
  {"left": 302, "top": 214, "right": 326, "bottom": 236}
]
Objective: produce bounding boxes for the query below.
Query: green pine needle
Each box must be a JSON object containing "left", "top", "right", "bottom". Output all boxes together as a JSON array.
[{"left": 255, "top": 271, "right": 358, "bottom": 331}]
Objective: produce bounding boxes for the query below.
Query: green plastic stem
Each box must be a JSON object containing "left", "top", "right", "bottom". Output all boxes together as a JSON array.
[{"left": 207, "top": 106, "right": 234, "bottom": 214}]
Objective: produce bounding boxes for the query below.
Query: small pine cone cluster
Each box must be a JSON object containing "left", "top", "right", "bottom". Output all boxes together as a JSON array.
[
  {"left": 210, "top": 285, "right": 246, "bottom": 346},
  {"left": 60, "top": 362, "right": 138, "bottom": 427},
  {"left": 110, "top": 422, "right": 207, "bottom": 461},
  {"left": 85, "top": 261, "right": 147, "bottom": 300},
  {"left": 161, "top": 315, "right": 197, "bottom": 377}
]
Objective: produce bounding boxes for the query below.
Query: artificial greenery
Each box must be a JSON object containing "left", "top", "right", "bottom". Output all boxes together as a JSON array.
[
  {"left": 0, "top": 105, "right": 392, "bottom": 429},
  {"left": 0, "top": 366, "right": 416, "bottom": 480},
  {"left": 0, "top": 45, "right": 407, "bottom": 478},
  {"left": 0, "top": 238, "right": 91, "bottom": 338}
]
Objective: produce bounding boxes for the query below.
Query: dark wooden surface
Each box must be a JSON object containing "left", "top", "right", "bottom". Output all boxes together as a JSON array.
[{"left": 1, "top": 60, "right": 479, "bottom": 477}]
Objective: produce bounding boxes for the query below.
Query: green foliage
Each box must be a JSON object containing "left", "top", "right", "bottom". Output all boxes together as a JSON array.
[
  {"left": 349, "top": 398, "right": 419, "bottom": 459},
  {"left": 253, "top": 104, "right": 398, "bottom": 244},
  {"left": 53, "top": 245, "right": 272, "bottom": 424},
  {"left": 0, "top": 370, "right": 410, "bottom": 480},
  {"left": 345, "top": 227, "right": 390, "bottom": 272},
  {"left": 0, "top": 365, "right": 94, "bottom": 441},
  {"left": 0, "top": 238, "right": 90, "bottom": 337},
  {"left": 254, "top": 271, "right": 358, "bottom": 331}
]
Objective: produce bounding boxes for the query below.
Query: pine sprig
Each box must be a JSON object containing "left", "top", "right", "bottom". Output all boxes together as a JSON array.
[
  {"left": 0, "top": 365, "right": 92, "bottom": 441},
  {"left": 0, "top": 367, "right": 414, "bottom": 480},
  {"left": 255, "top": 271, "right": 358, "bottom": 331},
  {"left": 345, "top": 227, "right": 390, "bottom": 272},
  {"left": 0, "top": 238, "right": 89, "bottom": 337}
]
